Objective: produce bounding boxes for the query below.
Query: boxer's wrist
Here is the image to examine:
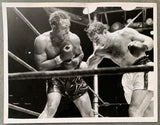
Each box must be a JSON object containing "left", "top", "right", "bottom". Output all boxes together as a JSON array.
[{"left": 55, "top": 55, "right": 63, "bottom": 65}]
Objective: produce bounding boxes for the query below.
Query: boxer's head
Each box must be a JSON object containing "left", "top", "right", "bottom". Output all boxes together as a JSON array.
[
  {"left": 49, "top": 10, "right": 70, "bottom": 30},
  {"left": 49, "top": 11, "right": 71, "bottom": 41},
  {"left": 85, "top": 21, "right": 109, "bottom": 45}
]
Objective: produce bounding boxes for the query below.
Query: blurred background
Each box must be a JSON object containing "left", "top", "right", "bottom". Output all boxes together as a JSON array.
[{"left": 7, "top": 6, "right": 153, "bottom": 118}]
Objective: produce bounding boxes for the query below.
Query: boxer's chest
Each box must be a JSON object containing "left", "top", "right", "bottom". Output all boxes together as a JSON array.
[
  {"left": 45, "top": 42, "right": 61, "bottom": 59},
  {"left": 45, "top": 40, "right": 81, "bottom": 59}
]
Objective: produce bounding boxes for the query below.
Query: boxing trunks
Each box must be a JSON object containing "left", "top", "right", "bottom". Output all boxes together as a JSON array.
[
  {"left": 46, "top": 76, "right": 89, "bottom": 101},
  {"left": 133, "top": 56, "right": 151, "bottom": 65},
  {"left": 121, "top": 56, "right": 154, "bottom": 104}
]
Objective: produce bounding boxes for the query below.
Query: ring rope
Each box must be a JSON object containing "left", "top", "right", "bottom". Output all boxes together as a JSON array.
[
  {"left": 9, "top": 103, "right": 40, "bottom": 117},
  {"left": 8, "top": 51, "right": 37, "bottom": 72},
  {"left": 9, "top": 101, "right": 129, "bottom": 117},
  {"left": 9, "top": 103, "right": 103, "bottom": 117},
  {"left": 13, "top": 7, "right": 40, "bottom": 36},
  {"left": 9, "top": 65, "right": 153, "bottom": 80},
  {"left": 125, "top": 10, "right": 144, "bottom": 28},
  {"left": 88, "top": 86, "right": 105, "bottom": 104},
  {"left": 98, "top": 102, "right": 128, "bottom": 107},
  {"left": 10, "top": 7, "right": 106, "bottom": 109}
]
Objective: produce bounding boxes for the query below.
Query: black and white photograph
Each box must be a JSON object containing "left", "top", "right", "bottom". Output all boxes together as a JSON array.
[{"left": 2, "top": 2, "right": 158, "bottom": 124}]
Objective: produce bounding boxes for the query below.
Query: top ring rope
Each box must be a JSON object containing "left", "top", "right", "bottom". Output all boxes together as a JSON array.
[
  {"left": 9, "top": 65, "right": 153, "bottom": 80},
  {"left": 125, "top": 9, "right": 144, "bottom": 28},
  {"left": 13, "top": 7, "right": 40, "bottom": 36}
]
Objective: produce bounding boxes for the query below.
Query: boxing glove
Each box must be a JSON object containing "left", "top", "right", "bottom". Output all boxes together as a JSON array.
[
  {"left": 79, "top": 61, "right": 88, "bottom": 69},
  {"left": 55, "top": 44, "right": 75, "bottom": 64},
  {"left": 128, "top": 41, "right": 148, "bottom": 57},
  {"left": 62, "top": 58, "right": 79, "bottom": 70},
  {"left": 61, "top": 44, "right": 75, "bottom": 61}
]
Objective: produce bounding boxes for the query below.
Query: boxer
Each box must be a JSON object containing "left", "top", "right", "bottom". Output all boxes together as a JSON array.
[
  {"left": 85, "top": 21, "right": 154, "bottom": 117},
  {"left": 34, "top": 10, "right": 93, "bottom": 118}
]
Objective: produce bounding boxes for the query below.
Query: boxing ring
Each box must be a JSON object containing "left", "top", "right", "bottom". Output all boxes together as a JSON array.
[{"left": 8, "top": 7, "right": 154, "bottom": 118}]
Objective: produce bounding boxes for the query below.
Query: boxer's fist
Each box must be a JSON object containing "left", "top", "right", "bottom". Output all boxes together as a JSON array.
[
  {"left": 60, "top": 44, "right": 75, "bottom": 61},
  {"left": 62, "top": 58, "right": 79, "bottom": 70},
  {"left": 55, "top": 44, "right": 75, "bottom": 65},
  {"left": 79, "top": 61, "right": 88, "bottom": 69},
  {"left": 128, "top": 41, "right": 148, "bottom": 57}
]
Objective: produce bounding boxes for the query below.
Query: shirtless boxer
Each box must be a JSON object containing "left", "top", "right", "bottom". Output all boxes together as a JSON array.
[
  {"left": 85, "top": 21, "right": 154, "bottom": 117},
  {"left": 34, "top": 11, "right": 93, "bottom": 118}
]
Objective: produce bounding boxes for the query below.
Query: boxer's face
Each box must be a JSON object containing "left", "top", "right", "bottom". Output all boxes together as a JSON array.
[
  {"left": 89, "top": 31, "right": 106, "bottom": 46},
  {"left": 56, "top": 19, "right": 71, "bottom": 41}
]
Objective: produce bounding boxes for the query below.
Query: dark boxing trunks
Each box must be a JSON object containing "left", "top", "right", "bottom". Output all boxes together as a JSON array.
[
  {"left": 46, "top": 77, "right": 89, "bottom": 101},
  {"left": 133, "top": 56, "right": 151, "bottom": 65}
]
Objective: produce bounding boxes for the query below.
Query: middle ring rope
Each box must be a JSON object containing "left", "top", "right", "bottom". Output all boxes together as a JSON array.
[{"left": 9, "top": 65, "right": 153, "bottom": 80}]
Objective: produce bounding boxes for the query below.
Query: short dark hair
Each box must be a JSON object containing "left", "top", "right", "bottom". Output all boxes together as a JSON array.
[
  {"left": 85, "top": 21, "right": 109, "bottom": 38},
  {"left": 49, "top": 10, "right": 70, "bottom": 28}
]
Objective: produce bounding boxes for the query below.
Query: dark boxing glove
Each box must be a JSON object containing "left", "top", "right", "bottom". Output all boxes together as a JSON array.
[
  {"left": 128, "top": 41, "right": 148, "bottom": 57},
  {"left": 55, "top": 44, "right": 75, "bottom": 64}
]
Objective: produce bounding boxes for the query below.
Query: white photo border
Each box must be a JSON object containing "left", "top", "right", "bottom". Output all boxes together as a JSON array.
[{"left": 2, "top": 2, "right": 158, "bottom": 123}]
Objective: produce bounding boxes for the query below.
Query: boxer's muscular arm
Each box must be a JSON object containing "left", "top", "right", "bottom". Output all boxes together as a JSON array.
[
  {"left": 86, "top": 52, "right": 103, "bottom": 69},
  {"left": 34, "top": 36, "right": 60, "bottom": 71},
  {"left": 73, "top": 44, "right": 84, "bottom": 63},
  {"left": 86, "top": 42, "right": 104, "bottom": 69},
  {"left": 70, "top": 35, "right": 84, "bottom": 63},
  {"left": 73, "top": 46, "right": 84, "bottom": 64}
]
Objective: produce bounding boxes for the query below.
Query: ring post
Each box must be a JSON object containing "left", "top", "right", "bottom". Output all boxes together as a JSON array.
[{"left": 93, "top": 67, "right": 99, "bottom": 117}]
